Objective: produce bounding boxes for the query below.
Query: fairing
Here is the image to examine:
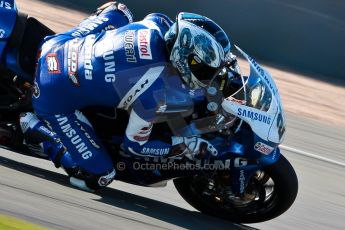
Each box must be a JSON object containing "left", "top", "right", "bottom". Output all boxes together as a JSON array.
[{"left": 221, "top": 46, "right": 286, "bottom": 144}]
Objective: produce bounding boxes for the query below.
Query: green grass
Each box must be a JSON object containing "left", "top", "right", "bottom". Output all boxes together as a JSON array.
[{"left": 0, "top": 215, "right": 51, "bottom": 230}]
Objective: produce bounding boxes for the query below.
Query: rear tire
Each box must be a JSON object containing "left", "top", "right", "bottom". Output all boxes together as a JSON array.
[{"left": 174, "top": 154, "right": 298, "bottom": 223}]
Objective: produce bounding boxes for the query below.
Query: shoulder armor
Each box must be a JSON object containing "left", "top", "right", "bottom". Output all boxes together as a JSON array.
[{"left": 142, "top": 13, "right": 173, "bottom": 37}]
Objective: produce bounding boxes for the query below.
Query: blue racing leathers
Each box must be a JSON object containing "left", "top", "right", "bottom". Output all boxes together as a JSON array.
[{"left": 31, "top": 3, "right": 199, "bottom": 188}]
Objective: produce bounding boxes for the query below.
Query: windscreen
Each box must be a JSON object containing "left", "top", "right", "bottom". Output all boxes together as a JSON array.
[{"left": 219, "top": 46, "right": 286, "bottom": 144}]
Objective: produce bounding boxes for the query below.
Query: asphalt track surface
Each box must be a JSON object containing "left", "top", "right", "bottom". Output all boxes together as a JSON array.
[{"left": 1, "top": 1, "right": 345, "bottom": 229}]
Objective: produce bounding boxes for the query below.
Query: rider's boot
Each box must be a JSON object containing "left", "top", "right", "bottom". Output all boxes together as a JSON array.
[
  {"left": 19, "top": 112, "right": 49, "bottom": 157},
  {"left": 19, "top": 112, "right": 97, "bottom": 192},
  {"left": 19, "top": 112, "right": 74, "bottom": 168}
]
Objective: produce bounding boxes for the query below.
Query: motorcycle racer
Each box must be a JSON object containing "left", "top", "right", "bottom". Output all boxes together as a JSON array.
[{"left": 5, "top": 2, "right": 232, "bottom": 191}]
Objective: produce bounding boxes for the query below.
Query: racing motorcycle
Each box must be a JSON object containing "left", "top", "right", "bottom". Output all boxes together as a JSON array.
[{"left": 0, "top": 12, "right": 298, "bottom": 224}]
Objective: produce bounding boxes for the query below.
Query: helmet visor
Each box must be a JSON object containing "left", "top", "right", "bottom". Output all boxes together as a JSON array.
[{"left": 188, "top": 54, "right": 222, "bottom": 82}]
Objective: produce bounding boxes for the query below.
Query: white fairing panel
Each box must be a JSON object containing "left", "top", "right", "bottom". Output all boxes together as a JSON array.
[{"left": 221, "top": 46, "right": 286, "bottom": 144}]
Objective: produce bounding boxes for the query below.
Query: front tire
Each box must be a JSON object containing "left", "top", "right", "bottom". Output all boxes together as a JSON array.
[{"left": 174, "top": 155, "right": 298, "bottom": 223}]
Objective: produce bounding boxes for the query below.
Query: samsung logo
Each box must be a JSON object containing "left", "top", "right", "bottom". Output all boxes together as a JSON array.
[
  {"left": 141, "top": 148, "right": 170, "bottom": 156},
  {"left": 237, "top": 108, "right": 271, "bottom": 124},
  {"left": 103, "top": 50, "right": 116, "bottom": 83},
  {"left": 56, "top": 115, "right": 93, "bottom": 160},
  {"left": 72, "top": 16, "right": 109, "bottom": 37},
  {"left": 0, "top": 1, "right": 11, "bottom": 9}
]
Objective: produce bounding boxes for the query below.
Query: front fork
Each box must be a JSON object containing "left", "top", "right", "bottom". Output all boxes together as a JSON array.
[{"left": 214, "top": 140, "right": 281, "bottom": 195}]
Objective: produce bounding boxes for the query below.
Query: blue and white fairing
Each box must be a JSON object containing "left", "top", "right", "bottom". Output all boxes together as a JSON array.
[{"left": 222, "top": 46, "right": 286, "bottom": 147}]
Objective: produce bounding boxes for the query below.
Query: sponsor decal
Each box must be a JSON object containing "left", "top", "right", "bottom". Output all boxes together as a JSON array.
[
  {"left": 237, "top": 108, "right": 271, "bottom": 124},
  {"left": 156, "top": 105, "right": 167, "bottom": 113},
  {"left": 67, "top": 39, "right": 80, "bottom": 86},
  {"left": 124, "top": 79, "right": 148, "bottom": 108},
  {"left": 0, "top": 1, "right": 11, "bottom": 9},
  {"left": 74, "top": 120, "right": 100, "bottom": 149},
  {"left": 234, "top": 158, "right": 248, "bottom": 167},
  {"left": 124, "top": 30, "right": 137, "bottom": 63},
  {"left": 141, "top": 147, "right": 170, "bottom": 156},
  {"left": 239, "top": 169, "right": 246, "bottom": 193},
  {"left": 84, "top": 35, "right": 95, "bottom": 80},
  {"left": 98, "top": 169, "right": 116, "bottom": 186},
  {"left": 46, "top": 53, "right": 61, "bottom": 74},
  {"left": 71, "top": 16, "right": 109, "bottom": 37},
  {"left": 103, "top": 50, "right": 116, "bottom": 82},
  {"left": 33, "top": 81, "right": 40, "bottom": 98},
  {"left": 55, "top": 115, "right": 93, "bottom": 160},
  {"left": 138, "top": 29, "right": 152, "bottom": 60},
  {"left": 0, "top": 29, "right": 5, "bottom": 38},
  {"left": 254, "top": 142, "right": 274, "bottom": 155},
  {"left": 118, "top": 3, "right": 133, "bottom": 23},
  {"left": 118, "top": 66, "right": 164, "bottom": 109}
]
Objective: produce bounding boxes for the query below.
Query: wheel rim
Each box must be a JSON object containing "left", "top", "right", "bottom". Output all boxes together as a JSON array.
[{"left": 189, "top": 170, "right": 280, "bottom": 217}]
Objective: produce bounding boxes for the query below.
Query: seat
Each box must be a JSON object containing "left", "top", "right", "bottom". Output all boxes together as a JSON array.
[
  {"left": 7, "top": 12, "right": 55, "bottom": 78},
  {"left": 0, "top": 13, "right": 55, "bottom": 110}
]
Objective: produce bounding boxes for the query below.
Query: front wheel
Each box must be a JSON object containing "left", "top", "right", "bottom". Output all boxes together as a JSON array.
[{"left": 173, "top": 154, "right": 298, "bottom": 223}]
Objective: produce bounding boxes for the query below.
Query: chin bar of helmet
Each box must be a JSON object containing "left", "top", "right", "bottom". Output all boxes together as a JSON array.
[{"left": 205, "top": 53, "right": 246, "bottom": 134}]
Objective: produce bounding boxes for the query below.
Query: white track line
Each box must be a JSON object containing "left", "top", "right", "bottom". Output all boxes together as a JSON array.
[{"left": 280, "top": 145, "right": 345, "bottom": 168}]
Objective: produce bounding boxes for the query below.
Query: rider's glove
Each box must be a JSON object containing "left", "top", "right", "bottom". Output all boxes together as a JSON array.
[{"left": 171, "top": 136, "right": 218, "bottom": 160}]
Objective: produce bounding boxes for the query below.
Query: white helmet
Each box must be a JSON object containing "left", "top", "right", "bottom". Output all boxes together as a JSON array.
[{"left": 165, "top": 12, "right": 231, "bottom": 89}]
